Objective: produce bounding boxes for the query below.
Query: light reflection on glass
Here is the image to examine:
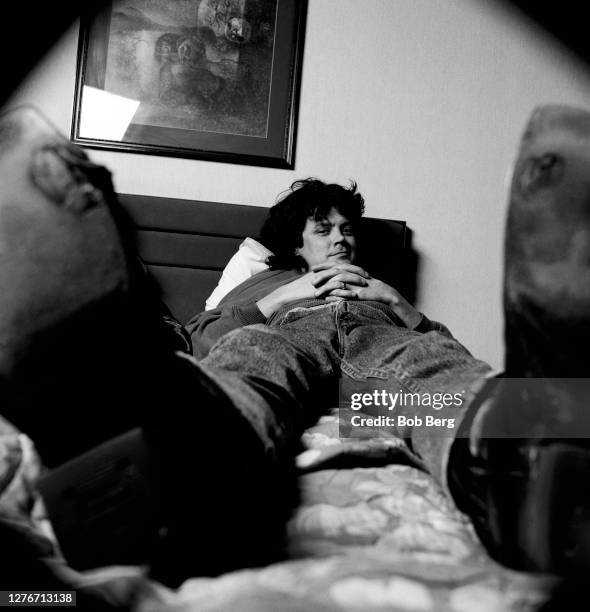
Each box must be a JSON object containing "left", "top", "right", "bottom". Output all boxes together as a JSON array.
[{"left": 79, "top": 86, "right": 139, "bottom": 141}]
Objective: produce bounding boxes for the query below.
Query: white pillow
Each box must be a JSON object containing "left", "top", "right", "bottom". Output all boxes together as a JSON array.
[{"left": 205, "top": 238, "right": 273, "bottom": 310}]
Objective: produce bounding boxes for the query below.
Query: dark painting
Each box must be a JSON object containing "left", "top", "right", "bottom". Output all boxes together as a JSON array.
[
  {"left": 72, "top": 0, "right": 307, "bottom": 167},
  {"left": 106, "top": 0, "right": 276, "bottom": 136}
]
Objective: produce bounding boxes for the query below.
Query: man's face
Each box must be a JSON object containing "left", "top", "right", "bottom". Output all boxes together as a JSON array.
[{"left": 298, "top": 207, "right": 358, "bottom": 268}]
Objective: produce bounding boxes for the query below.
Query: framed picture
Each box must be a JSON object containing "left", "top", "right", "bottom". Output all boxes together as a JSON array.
[{"left": 71, "top": 0, "right": 307, "bottom": 168}]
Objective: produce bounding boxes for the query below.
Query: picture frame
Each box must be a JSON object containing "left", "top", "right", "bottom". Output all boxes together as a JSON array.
[{"left": 71, "top": 0, "right": 307, "bottom": 169}]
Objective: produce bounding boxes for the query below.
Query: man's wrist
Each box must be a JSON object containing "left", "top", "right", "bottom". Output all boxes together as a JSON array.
[
  {"left": 256, "top": 291, "right": 284, "bottom": 317},
  {"left": 388, "top": 295, "right": 422, "bottom": 329},
  {"left": 407, "top": 311, "right": 425, "bottom": 330},
  {"left": 399, "top": 305, "right": 422, "bottom": 329}
]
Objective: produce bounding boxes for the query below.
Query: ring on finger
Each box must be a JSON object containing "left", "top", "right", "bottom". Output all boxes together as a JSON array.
[{"left": 341, "top": 281, "right": 347, "bottom": 290}]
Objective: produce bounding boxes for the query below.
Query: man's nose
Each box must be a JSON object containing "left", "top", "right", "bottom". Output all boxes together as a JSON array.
[{"left": 332, "top": 228, "right": 345, "bottom": 243}]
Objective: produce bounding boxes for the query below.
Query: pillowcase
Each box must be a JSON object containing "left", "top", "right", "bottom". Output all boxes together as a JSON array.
[{"left": 205, "top": 238, "right": 273, "bottom": 310}]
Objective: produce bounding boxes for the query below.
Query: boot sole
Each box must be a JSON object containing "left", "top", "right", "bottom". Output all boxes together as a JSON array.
[{"left": 520, "top": 443, "right": 590, "bottom": 573}]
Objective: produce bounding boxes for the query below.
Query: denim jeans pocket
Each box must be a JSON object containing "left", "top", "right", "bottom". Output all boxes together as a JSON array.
[{"left": 340, "top": 357, "right": 435, "bottom": 397}]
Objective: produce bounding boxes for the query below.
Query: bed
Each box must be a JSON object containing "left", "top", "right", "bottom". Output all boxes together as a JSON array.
[{"left": 0, "top": 193, "right": 555, "bottom": 611}]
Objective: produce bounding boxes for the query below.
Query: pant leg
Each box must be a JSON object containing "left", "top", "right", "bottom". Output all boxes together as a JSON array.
[
  {"left": 203, "top": 300, "right": 492, "bottom": 491},
  {"left": 200, "top": 303, "right": 342, "bottom": 461},
  {"left": 130, "top": 307, "right": 341, "bottom": 585},
  {"left": 140, "top": 304, "right": 339, "bottom": 583},
  {"left": 339, "top": 301, "right": 493, "bottom": 491}
]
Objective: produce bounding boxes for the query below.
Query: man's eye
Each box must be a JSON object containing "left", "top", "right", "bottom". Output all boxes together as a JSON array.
[
  {"left": 316, "top": 228, "right": 329, "bottom": 234},
  {"left": 342, "top": 227, "right": 354, "bottom": 236}
]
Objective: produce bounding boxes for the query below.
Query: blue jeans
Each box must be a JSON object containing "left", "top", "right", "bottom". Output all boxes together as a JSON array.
[{"left": 199, "top": 300, "right": 492, "bottom": 492}]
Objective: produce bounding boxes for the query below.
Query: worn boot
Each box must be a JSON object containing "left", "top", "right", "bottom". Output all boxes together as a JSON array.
[
  {"left": 0, "top": 107, "right": 128, "bottom": 376},
  {"left": 449, "top": 105, "right": 590, "bottom": 574},
  {"left": 0, "top": 106, "right": 144, "bottom": 463},
  {"left": 0, "top": 106, "right": 292, "bottom": 586}
]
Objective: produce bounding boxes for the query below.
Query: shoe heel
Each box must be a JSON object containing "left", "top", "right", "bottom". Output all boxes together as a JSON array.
[{"left": 520, "top": 443, "right": 590, "bottom": 573}]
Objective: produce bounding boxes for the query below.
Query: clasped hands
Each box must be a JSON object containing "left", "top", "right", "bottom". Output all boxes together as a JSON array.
[
  {"left": 257, "top": 261, "right": 422, "bottom": 329},
  {"left": 311, "top": 262, "right": 372, "bottom": 301}
]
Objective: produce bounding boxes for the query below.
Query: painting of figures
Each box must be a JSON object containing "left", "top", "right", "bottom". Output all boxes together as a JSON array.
[{"left": 73, "top": 0, "right": 306, "bottom": 167}]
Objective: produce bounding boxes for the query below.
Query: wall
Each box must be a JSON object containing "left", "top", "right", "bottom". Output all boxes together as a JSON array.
[{"left": 8, "top": 0, "right": 590, "bottom": 369}]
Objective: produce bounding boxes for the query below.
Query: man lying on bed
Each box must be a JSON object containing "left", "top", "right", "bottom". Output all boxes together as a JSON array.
[
  {"left": 2, "top": 105, "right": 590, "bottom": 592},
  {"left": 187, "top": 178, "right": 451, "bottom": 359}
]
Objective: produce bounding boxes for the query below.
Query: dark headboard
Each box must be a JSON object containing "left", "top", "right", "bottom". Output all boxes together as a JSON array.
[{"left": 118, "top": 193, "right": 409, "bottom": 324}]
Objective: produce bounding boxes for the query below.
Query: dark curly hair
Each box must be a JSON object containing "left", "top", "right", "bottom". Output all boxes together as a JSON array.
[{"left": 260, "top": 178, "right": 365, "bottom": 270}]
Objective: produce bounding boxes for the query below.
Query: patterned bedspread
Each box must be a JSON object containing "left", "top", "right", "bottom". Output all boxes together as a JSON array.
[{"left": 0, "top": 411, "right": 556, "bottom": 611}]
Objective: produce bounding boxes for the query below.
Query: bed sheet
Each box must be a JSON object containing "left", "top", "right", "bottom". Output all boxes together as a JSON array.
[
  {"left": 0, "top": 411, "right": 556, "bottom": 611},
  {"left": 136, "top": 411, "right": 551, "bottom": 612}
]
